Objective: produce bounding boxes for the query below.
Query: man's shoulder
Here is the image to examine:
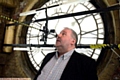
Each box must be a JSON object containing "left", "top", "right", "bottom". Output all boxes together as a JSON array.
[
  {"left": 73, "top": 51, "right": 95, "bottom": 62},
  {"left": 41, "top": 52, "right": 56, "bottom": 65}
]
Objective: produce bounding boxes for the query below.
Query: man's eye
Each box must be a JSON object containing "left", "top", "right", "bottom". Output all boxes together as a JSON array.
[{"left": 62, "top": 33, "right": 65, "bottom": 35}]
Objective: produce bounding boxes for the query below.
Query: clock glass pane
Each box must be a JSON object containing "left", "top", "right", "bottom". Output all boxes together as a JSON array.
[{"left": 26, "top": 0, "right": 105, "bottom": 70}]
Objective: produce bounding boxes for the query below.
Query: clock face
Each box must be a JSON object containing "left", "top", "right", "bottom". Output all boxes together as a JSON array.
[{"left": 26, "top": 0, "right": 105, "bottom": 70}]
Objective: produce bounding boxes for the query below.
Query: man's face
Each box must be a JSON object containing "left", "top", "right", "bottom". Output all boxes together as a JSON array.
[{"left": 55, "top": 28, "right": 74, "bottom": 48}]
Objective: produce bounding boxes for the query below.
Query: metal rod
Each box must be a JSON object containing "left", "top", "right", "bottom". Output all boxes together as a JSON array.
[
  {"left": 33, "top": 4, "right": 120, "bottom": 22},
  {"left": 111, "top": 48, "right": 120, "bottom": 58},
  {"left": 36, "top": 4, "right": 59, "bottom": 11},
  {"left": 3, "top": 44, "right": 120, "bottom": 49}
]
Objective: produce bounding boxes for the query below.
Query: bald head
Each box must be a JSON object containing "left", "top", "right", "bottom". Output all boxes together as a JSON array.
[{"left": 64, "top": 27, "right": 78, "bottom": 47}]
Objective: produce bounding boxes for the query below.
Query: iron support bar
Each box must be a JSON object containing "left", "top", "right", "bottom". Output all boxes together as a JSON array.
[
  {"left": 3, "top": 44, "right": 120, "bottom": 49},
  {"left": 33, "top": 4, "right": 120, "bottom": 22}
]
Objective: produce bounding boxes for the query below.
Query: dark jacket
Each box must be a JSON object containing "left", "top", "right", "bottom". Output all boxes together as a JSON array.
[{"left": 34, "top": 51, "right": 98, "bottom": 80}]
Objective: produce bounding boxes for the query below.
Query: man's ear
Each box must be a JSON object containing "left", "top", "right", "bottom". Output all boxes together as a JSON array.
[{"left": 71, "top": 39, "right": 76, "bottom": 45}]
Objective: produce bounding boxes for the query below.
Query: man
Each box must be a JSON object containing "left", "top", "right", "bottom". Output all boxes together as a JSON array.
[{"left": 34, "top": 27, "right": 98, "bottom": 80}]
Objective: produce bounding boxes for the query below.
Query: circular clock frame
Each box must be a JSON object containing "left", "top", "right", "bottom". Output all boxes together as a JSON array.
[{"left": 26, "top": 0, "right": 107, "bottom": 71}]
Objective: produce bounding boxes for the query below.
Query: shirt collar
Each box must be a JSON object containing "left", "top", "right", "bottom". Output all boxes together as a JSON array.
[{"left": 55, "top": 49, "right": 75, "bottom": 60}]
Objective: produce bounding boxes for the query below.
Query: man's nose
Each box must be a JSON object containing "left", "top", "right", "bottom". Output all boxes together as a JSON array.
[
  {"left": 57, "top": 33, "right": 62, "bottom": 37},
  {"left": 55, "top": 34, "right": 58, "bottom": 37}
]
